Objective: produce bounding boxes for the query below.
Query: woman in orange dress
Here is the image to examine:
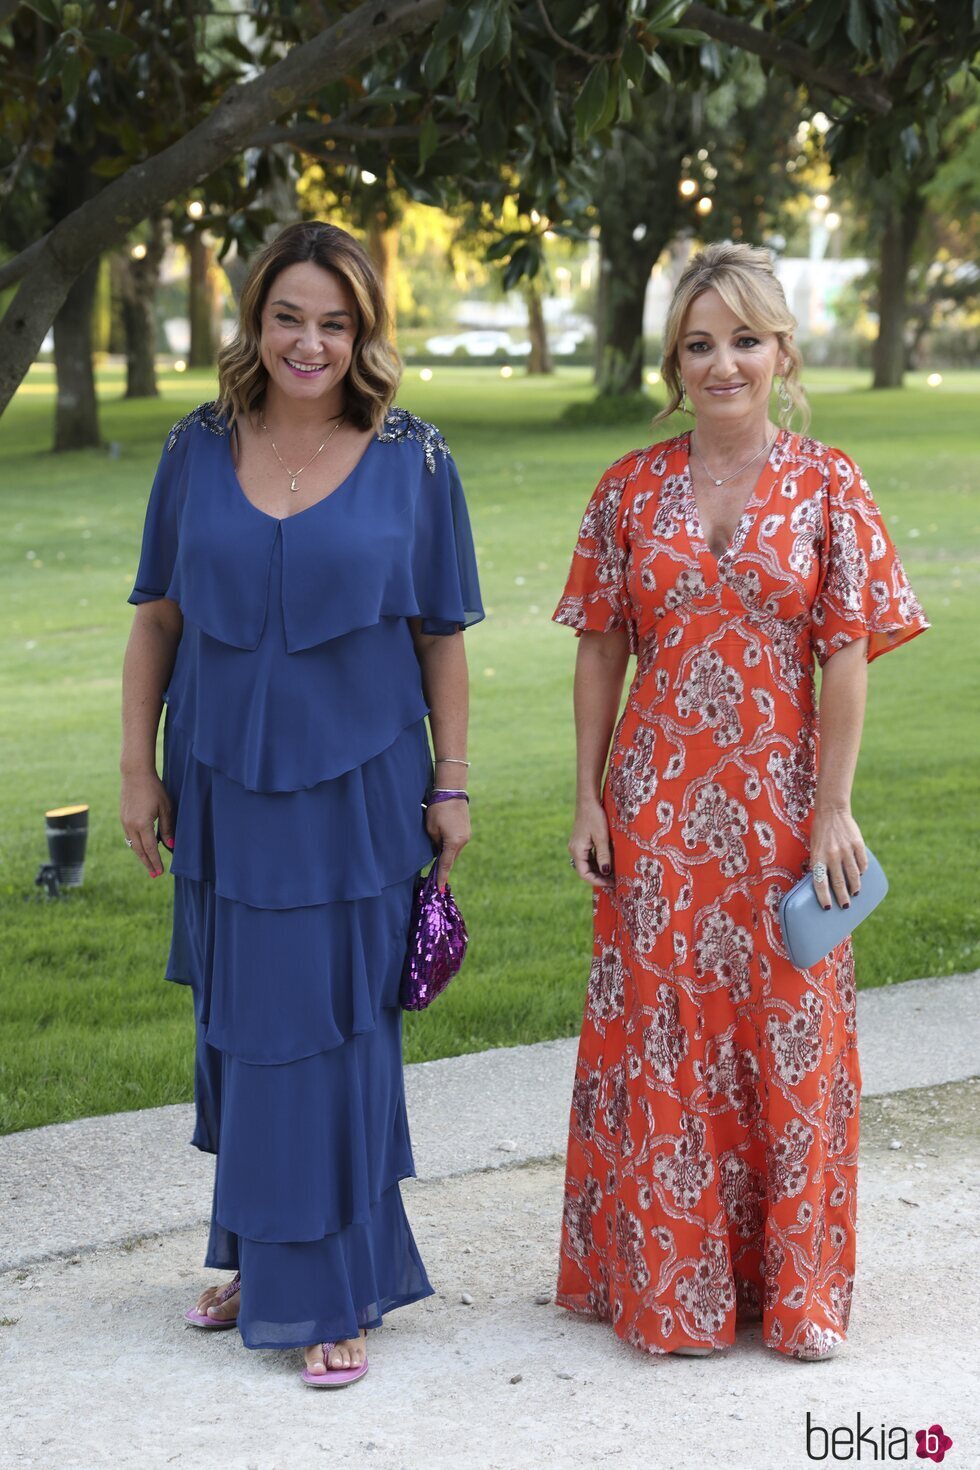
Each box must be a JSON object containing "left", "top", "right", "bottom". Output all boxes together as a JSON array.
[{"left": 553, "top": 243, "right": 928, "bottom": 1362}]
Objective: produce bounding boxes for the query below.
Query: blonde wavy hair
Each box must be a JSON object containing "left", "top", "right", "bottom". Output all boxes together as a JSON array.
[
  {"left": 217, "top": 221, "right": 400, "bottom": 434},
  {"left": 655, "top": 241, "right": 809, "bottom": 431}
]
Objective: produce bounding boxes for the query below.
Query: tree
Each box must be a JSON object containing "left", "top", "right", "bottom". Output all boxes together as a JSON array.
[
  {"left": 806, "top": 0, "right": 980, "bottom": 388},
  {"left": 2, "top": 0, "right": 950, "bottom": 427},
  {"left": 117, "top": 215, "right": 166, "bottom": 398}
]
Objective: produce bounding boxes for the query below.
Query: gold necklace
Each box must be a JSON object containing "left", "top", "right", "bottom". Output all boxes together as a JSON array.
[
  {"left": 691, "top": 427, "right": 778, "bottom": 487},
  {"left": 260, "top": 413, "right": 345, "bottom": 493}
]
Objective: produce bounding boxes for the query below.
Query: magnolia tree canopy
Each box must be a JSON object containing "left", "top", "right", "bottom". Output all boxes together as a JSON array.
[{"left": 0, "top": 0, "right": 976, "bottom": 414}]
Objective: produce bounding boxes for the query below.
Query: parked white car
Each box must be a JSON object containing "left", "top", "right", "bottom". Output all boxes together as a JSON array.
[{"left": 424, "top": 330, "right": 515, "bottom": 357}]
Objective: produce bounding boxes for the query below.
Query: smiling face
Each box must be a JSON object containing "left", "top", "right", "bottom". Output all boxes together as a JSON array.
[
  {"left": 259, "top": 261, "right": 359, "bottom": 410},
  {"left": 679, "top": 288, "right": 784, "bottom": 427}
]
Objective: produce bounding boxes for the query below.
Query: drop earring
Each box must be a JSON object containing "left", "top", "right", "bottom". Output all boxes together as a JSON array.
[
  {"left": 680, "top": 378, "right": 693, "bottom": 416},
  {"left": 776, "top": 375, "right": 792, "bottom": 421}
]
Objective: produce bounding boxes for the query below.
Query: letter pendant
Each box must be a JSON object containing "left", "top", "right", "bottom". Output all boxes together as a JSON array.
[{"left": 290, "top": 476, "right": 298, "bottom": 493}]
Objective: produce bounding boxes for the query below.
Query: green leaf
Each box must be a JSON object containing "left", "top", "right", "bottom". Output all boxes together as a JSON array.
[
  {"left": 485, "top": 4, "right": 512, "bottom": 68},
  {"left": 803, "top": 0, "right": 845, "bottom": 51},
  {"left": 617, "top": 68, "right": 633, "bottom": 123},
  {"left": 656, "top": 28, "right": 709, "bottom": 46},
  {"left": 456, "top": 51, "right": 481, "bottom": 103},
  {"left": 874, "top": 7, "right": 902, "bottom": 72},
  {"left": 594, "top": 63, "right": 621, "bottom": 132},
  {"left": 417, "top": 112, "right": 439, "bottom": 172},
  {"left": 621, "top": 37, "right": 645, "bottom": 86},
  {"left": 486, "top": 231, "right": 523, "bottom": 261},
  {"left": 91, "top": 153, "right": 130, "bottom": 178},
  {"left": 644, "top": 0, "right": 689, "bottom": 30},
  {"left": 846, "top": 0, "right": 872, "bottom": 54},
  {"left": 22, "top": 0, "right": 61, "bottom": 26},
  {"left": 357, "top": 86, "right": 420, "bottom": 106},
  {"left": 83, "top": 29, "right": 137, "bottom": 57},
  {"left": 421, "top": 39, "right": 450, "bottom": 88},
  {"left": 60, "top": 47, "right": 81, "bottom": 106},
  {"left": 575, "top": 60, "right": 609, "bottom": 140},
  {"left": 647, "top": 47, "right": 671, "bottom": 85},
  {"left": 502, "top": 242, "right": 532, "bottom": 291},
  {"left": 459, "top": 3, "right": 498, "bottom": 64}
]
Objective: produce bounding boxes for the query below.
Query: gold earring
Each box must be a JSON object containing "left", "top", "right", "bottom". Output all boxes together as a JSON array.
[{"left": 680, "top": 378, "right": 693, "bottom": 416}]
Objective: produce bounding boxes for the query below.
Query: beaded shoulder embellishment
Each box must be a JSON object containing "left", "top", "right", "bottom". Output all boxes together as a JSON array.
[
  {"left": 166, "top": 401, "right": 229, "bottom": 452},
  {"left": 377, "top": 407, "right": 449, "bottom": 474}
]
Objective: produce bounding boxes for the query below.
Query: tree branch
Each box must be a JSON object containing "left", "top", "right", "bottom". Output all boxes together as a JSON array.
[
  {"left": 681, "top": 3, "right": 892, "bottom": 115},
  {"left": 0, "top": 0, "right": 446, "bottom": 416},
  {"left": 535, "top": 0, "right": 619, "bottom": 64},
  {"left": 249, "top": 120, "right": 433, "bottom": 147}
]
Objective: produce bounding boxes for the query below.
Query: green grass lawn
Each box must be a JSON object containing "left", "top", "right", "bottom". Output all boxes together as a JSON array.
[{"left": 1, "top": 362, "right": 977, "bottom": 1134}]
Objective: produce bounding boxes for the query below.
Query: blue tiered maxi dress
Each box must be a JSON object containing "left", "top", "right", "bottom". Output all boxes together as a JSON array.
[{"left": 129, "top": 403, "right": 483, "bottom": 1349}]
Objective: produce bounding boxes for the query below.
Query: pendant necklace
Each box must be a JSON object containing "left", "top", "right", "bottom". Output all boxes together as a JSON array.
[
  {"left": 691, "top": 427, "right": 778, "bottom": 487},
  {"left": 261, "top": 412, "right": 345, "bottom": 492}
]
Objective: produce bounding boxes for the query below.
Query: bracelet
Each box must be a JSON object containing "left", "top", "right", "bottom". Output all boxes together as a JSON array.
[
  {"left": 434, "top": 757, "right": 470, "bottom": 767},
  {"left": 426, "top": 789, "right": 470, "bottom": 805}
]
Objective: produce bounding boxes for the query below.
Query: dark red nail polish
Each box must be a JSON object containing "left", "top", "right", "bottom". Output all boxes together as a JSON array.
[
  {"left": 843, "top": 902, "right": 850, "bottom": 910},
  {"left": 601, "top": 864, "right": 611, "bottom": 875},
  {"left": 823, "top": 904, "right": 831, "bottom": 911}
]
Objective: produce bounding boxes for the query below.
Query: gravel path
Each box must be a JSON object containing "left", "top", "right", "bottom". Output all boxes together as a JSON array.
[{"left": 1, "top": 1080, "right": 977, "bottom": 1470}]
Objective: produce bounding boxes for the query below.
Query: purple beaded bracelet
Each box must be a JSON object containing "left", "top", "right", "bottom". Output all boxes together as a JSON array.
[{"left": 426, "top": 789, "right": 470, "bottom": 805}]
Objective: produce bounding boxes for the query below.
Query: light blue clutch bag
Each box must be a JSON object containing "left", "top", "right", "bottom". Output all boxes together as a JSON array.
[{"left": 779, "top": 849, "right": 888, "bottom": 970}]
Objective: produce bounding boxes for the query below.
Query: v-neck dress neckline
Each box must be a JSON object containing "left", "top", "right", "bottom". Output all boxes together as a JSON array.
[
  {"left": 682, "top": 428, "right": 785, "bottom": 577},
  {"left": 227, "top": 429, "right": 379, "bottom": 524}
]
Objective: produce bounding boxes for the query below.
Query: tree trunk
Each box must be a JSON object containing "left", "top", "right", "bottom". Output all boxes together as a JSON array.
[
  {"left": 53, "top": 257, "right": 101, "bottom": 451},
  {"left": 871, "top": 191, "right": 921, "bottom": 389},
  {"left": 524, "top": 279, "right": 553, "bottom": 375},
  {"left": 593, "top": 244, "right": 608, "bottom": 386},
  {"left": 188, "top": 228, "right": 218, "bottom": 368},
  {"left": 594, "top": 231, "right": 659, "bottom": 396},
  {"left": 592, "top": 122, "right": 685, "bottom": 396},
  {"left": 121, "top": 216, "right": 165, "bottom": 399},
  {"left": 366, "top": 208, "right": 400, "bottom": 339}
]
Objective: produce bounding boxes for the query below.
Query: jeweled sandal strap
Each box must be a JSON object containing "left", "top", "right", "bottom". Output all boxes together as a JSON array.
[{"left": 213, "top": 1272, "right": 241, "bottom": 1307}]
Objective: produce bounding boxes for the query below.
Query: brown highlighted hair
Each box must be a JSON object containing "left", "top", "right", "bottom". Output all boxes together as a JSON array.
[
  {"left": 656, "top": 241, "right": 809, "bottom": 431},
  {"left": 216, "top": 220, "right": 400, "bottom": 433}
]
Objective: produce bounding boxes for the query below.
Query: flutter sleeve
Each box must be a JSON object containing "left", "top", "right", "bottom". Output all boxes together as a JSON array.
[
  {"left": 412, "top": 450, "right": 484, "bottom": 635},
  {"left": 128, "top": 431, "right": 184, "bottom": 605},
  {"left": 552, "top": 458, "right": 637, "bottom": 652},
  {"left": 811, "top": 449, "right": 929, "bottom": 666}
]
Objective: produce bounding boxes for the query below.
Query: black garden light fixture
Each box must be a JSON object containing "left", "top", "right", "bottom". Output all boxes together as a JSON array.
[{"left": 35, "top": 804, "right": 89, "bottom": 897}]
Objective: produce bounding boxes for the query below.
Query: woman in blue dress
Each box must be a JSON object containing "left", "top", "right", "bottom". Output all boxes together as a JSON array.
[{"left": 119, "top": 220, "right": 482, "bottom": 1386}]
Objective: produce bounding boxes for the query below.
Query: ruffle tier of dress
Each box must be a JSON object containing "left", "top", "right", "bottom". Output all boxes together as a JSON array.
[{"left": 130, "top": 405, "right": 483, "bottom": 1349}]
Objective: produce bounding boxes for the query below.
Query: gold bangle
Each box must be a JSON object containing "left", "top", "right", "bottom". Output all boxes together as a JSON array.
[{"left": 434, "top": 757, "right": 470, "bottom": 766}]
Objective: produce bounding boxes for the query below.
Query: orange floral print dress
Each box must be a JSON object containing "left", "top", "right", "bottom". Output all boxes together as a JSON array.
[{"left": 553, "top": 430, "right": 928, "bottom": 1360}]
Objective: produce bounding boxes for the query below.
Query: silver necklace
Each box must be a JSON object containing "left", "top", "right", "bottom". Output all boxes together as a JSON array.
[
  {"left": 691, "top": 428, "right": 778, "bottom": 487},
  {"left": 260, "top": 413, "right": 344, "bottom": 492}
]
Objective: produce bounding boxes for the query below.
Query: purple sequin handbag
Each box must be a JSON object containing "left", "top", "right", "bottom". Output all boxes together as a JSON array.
[{"left": 399, "top": 860, "right": 468, "bottom": 1011}]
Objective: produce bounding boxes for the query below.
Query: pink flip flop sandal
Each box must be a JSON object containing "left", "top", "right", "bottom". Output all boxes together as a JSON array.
[
  {"left": 301, "top": 1341, "right": 369, "bottom": 1388},
  {"left": 183, "top": 1271, "right": 241, "bottom": 1329}
]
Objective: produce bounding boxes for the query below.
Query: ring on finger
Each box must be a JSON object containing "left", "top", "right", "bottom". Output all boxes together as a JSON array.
[
  {"left": 125, "top": 838, "right": 134, "bottom": 849},
  {"left": 569, "top": 858, "right": 576, "bottom": 867},
  {"left": 811, "top": 861, "right": 828, "bottom": 884}
]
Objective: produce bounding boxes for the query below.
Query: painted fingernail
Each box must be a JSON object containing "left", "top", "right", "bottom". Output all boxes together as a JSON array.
[
  {"left": 823, "top": 904, "right": 831, "bottom": 911},
  {"left": 601, "top": 864, "right": 611, "bottom": 875},
  {"left": 164, "top": 838, "right": 174, "bottom": 850},
  {"left": 843, "top": 902, "right": 850, "bottom": 910}
]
